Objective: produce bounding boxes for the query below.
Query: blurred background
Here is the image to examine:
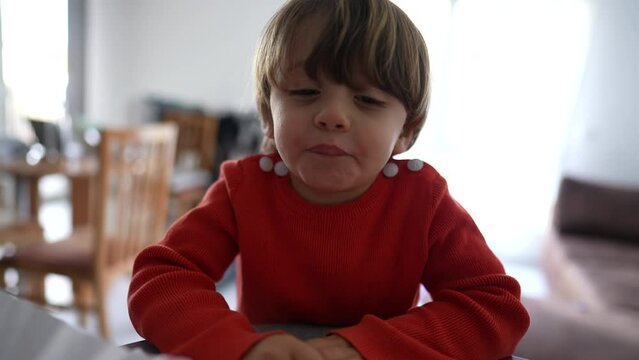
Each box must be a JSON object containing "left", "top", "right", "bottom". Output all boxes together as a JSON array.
[{"left": 0, "top": 0, "right": 638, "bottom": 359}]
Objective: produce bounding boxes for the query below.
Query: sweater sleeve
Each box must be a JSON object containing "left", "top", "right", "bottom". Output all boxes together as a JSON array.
[
  {"left": 127, "top": 168, "right": 281, "bottom": 360},
  {"left": 332, "top": 181, "right": 530, "bottom": 359}
]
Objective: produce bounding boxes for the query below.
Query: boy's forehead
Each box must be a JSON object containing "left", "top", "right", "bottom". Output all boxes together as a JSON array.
[
  {"left": 276, "top": 65, "right": 307, "bottom": 82},
  {"left": 276, "top": 14, "right": 380, "bottom": 89},
  {"left": 278, "top": 63, "right": 376, "bottom": 90},
  {"left": 287, "top": 17, "right": 323, "bottom": 63}
]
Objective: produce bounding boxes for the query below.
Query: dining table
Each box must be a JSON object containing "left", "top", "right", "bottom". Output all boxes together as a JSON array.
[
  {"left": 0, "top": 155, "right": 98, "bottom": 303},
  {"left": 0, "top": 155, "right": 98, "bottom": 227}
]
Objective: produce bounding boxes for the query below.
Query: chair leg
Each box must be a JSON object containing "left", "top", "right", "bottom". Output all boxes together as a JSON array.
[
  {"left": 94, "top": 276, "right": 111, "bottom": 340},
  {"left": 29, "top": 274, "right": 46, "bottom": 304},
  {"left": 73, "top": 280, "right": 93, "bottom": 327},
  {"left": 0, "top": 265, "right": 5, "bottom": 288},
  {"left": 18, "top": 271, "right": 46, "bottom": 305}
]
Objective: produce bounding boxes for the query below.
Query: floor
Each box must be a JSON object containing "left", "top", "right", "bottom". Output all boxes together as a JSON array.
[{"left": 1, "top": 174, "right": 550, "bottom": 346}]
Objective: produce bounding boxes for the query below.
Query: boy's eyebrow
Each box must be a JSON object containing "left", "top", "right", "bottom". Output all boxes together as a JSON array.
[
  {"left": 279, "top": 62, "right": 314, "bottom": 80},
  {"left": 283, "top": 60, "right": 307, "bottom": 75},
  {"left": 281, "top": 64, "right": 381, "bottom": 92}
]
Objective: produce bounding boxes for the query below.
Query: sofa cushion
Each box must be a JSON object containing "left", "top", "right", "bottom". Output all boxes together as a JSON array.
[
  {"left": 554, "top": 177, "right": 639, "bottom": 242},
  {"left": 517, "top": 297, "right": 639, "bottom": 360}
]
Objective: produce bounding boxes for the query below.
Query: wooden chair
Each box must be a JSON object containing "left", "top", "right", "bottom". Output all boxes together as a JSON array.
[
  {"left": 0, "top": 123, "right": 177, "bottom": 339},
  {"left": 162, "top": 110, "right": 220, "bottom": 220}
]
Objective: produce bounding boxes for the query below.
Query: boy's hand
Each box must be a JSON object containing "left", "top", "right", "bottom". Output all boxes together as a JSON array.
[
  {"left": 243, "top": 334, "right": 324, "bottom": 360},
  {"left": 306, "top": 335, "right": 363, "bottom": 360}
]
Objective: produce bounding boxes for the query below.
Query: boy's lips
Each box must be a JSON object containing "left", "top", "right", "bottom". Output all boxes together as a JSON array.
[{"left": 308, "top": 144, "right": 349, "bottom": 156}]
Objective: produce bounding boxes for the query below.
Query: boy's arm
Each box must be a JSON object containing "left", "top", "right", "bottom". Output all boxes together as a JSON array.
[
  {"left": 127, "top": 177, "right": 281, "bottom": 360},
  {"left": 331, "top": 187, "right": 530, "bottom": 359}
]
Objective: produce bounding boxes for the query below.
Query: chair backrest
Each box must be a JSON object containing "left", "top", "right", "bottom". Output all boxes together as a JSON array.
[
  {"left": 163, "top": 110, "right": 220, "bottom": 171},
  {"left": 92, "top": 123, "right": 177, "bottom": 274}
]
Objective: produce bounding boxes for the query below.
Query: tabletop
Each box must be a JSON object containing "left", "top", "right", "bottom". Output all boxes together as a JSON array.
[
  {"left": 0, "top": 155, "right": 98, "bottom": 226},
  {"left": 124, "top": 325, "right": 527, "bottom": 360},
  {"left": 0, "top": 156, "right": 98, "bottom": 177}
]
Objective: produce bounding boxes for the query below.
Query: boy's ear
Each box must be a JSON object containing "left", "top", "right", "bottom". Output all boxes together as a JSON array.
[{"left": 392, "top": 129, "right": 414, "bottom": 154}]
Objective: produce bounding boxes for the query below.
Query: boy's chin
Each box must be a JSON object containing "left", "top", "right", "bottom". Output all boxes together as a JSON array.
[{"left": 293, "top": 172, "right": 374, "bottom": 204}]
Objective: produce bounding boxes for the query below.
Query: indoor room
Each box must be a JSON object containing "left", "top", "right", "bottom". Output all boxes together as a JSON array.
[{"left": 1, "top": 0, "right": 638, "bottom": 359}]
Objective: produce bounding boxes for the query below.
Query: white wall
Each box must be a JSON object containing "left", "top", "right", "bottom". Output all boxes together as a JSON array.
[
  {"left": 561, "top": 0, "right": 639, "bottom": 187},
  {"left": 85, "top": 0, "right": 284, "bottom": 125}
]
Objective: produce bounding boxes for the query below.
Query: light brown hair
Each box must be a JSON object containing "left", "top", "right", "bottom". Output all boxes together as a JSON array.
[{"left": 255, "top": 0, "right": 430, "bottom": 153}]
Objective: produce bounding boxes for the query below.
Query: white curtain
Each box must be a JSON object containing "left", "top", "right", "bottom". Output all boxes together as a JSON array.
[{"left": 395, "top": 0, "right": 592, "bottom": 261}]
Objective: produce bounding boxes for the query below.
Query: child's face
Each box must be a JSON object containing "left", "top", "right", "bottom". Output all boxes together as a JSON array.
[{"left": 266, "top": 18, "right": 411, "bottom": 204}]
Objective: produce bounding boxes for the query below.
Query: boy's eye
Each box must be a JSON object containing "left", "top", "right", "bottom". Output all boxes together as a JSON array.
[
  {"left": 355, "top": 95, "right": 385, "bottom": 106},
  {"left": 289, "top": 89, "right": 320, "bottom": 97}
]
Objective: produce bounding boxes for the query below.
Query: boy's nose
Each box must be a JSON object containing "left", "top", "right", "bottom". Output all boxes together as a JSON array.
[{"left": 314, "top": 103, "right": 351, "bottom": 132}]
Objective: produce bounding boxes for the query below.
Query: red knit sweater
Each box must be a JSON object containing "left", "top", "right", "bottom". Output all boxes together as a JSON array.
[{"left": 128, "top": 154, "right": 529, "bottom": 359}]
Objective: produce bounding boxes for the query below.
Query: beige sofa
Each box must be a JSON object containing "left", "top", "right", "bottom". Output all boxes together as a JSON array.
[{"left": 516, "top": 177, "right": 639, "bottom": 359}]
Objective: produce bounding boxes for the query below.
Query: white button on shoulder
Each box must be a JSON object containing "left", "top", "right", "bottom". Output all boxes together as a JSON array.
[
  {"left": 259, "top": 156, "right": 273, "bottom": 172},
  {"left": 407, "top": 159, "right": 424, "bottom": 172},
  {"left": 274, "top": 161, "right": 289, "bottom": 176},
  {"left": 383, "top": 162, "right": 399, "bottom": 178}
]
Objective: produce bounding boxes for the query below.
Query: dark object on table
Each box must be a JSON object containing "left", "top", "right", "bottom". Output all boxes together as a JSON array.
[
  {"left": 29, "top": 118, "right": 63, "bottom": 156},
  {"left": 124, "top": 340, "right": 161, "bottom": 355},
  {"left": 0, "top": 137, "right": 29, "bottom": 159}
]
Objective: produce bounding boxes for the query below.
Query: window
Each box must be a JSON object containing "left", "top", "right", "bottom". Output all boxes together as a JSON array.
[
  {"left": 1, "top": 0, "right": 68, "bottom": 139},
  {"left": 395, "top": 0, "right": 592, "bottom": 260}
]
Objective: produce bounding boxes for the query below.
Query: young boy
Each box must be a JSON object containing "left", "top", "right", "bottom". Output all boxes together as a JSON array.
[{"left": 128, "top": 1, "right": 530, "bottom": 359}]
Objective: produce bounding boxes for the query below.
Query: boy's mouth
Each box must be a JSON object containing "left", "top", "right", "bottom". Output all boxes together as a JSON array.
[{"left": 308, "top": 144, "right": 348, "bottom": 156}]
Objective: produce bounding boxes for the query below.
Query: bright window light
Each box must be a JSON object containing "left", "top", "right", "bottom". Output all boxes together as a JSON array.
[
  {"left": 1, "top": 0, "right": 68, "bottom": 125},
  {"left": 394, "top": 0, "right": 592, "bottom": 259}
]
